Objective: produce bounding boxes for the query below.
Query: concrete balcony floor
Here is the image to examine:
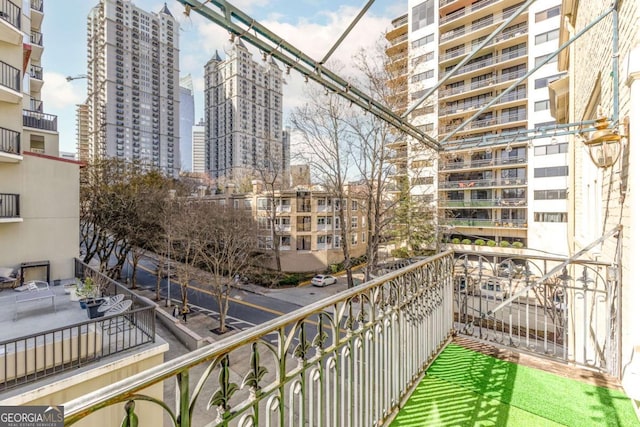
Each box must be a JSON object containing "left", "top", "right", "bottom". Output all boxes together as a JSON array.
[{"left": 392, "top": 336, "right": 639, "bottom": 426}]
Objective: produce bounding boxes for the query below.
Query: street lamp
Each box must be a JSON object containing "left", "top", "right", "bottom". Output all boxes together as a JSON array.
[
  {"left": 166, "top": 189, "right": 176, "bottom": 307},
  {"left": 582, "top": 115, "right": 624, "bottom": 168},
  {"left": 66, "top": 74, "right": 87, "bottom": 82}
]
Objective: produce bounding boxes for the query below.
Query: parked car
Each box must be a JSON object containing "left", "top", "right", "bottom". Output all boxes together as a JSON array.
[{"left": 311, "top": 274, "right": 337, "bottom": 287}]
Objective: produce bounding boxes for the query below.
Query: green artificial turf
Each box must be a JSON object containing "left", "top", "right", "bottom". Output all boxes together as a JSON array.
[{"left": 390, "top": 344, "right": 640, "bottom": 427}]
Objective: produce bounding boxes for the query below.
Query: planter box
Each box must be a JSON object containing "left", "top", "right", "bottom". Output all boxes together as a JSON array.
[{"left": 86, "top": 299, "right": 106, "bottom": 319}]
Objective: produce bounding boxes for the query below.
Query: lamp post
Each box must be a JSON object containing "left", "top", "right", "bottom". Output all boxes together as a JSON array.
[
  {"left": 166, "top": 189, "right": 176, "bottom": 307},
  {"left": 582, "top": 115, "right": 623, "bottom": 168}
]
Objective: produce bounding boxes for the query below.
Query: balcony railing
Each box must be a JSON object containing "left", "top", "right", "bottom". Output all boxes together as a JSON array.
[
  {"left": 23, "top": 109, "right": 57, "bottom": 131},
  {"left": 0, "top": 60, "right": 20, "bottom": 92},
  {"left": 441, "top": 0, "right": 499, "bottom": 25},
  {"left": 0, "top": 260, "right": 156, "bottom": 391},
  {"left": 29, "top": 98, "right": 42, "bottom": 112},
  {"left": 0, "top": 0, "right": 21, "bottom": 29},
  {"left": 440, "top": 197, "right": 526, "bottom": 208},
  {"left": 63, "top": 252, "right": 455, "bottom": 425},
  {"left": 0, "top": 126, "right": 20, "bottom": 154},
  {"left": 447, "top": 46, "right": 527, "bottom": 77},
  {"left": 440, "top": 177, "right": 527, "bottom": 189},
  {"left": 30, "top": 30, "right": 42, "bottom": 46},
  {"left": 440, "top": 155, "right": 527, "bottom": 170},
  {"left": 451, "top": 247, "right": 619, "bottom": 376},
  {"left": 29, "top": 64, "right": 42, "bottom": 80},
  {"left": 0, "top": 193, "right": 19, "bottom": 218},
  {"left": 30, "top": 0, "right": 43, "bottom": 12}
]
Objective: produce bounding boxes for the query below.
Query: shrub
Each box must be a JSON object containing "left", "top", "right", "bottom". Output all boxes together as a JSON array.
[
  {"left": 474, "top": 239, "right": 486, "bottom": 246},
  {"left": 487, "top": 240, "right": 497, "bottom": 247},
  {"left": 499, "top": 241, "right": 511, "bottom": 247},
  {"left": 391, "top": 247, "right": 410, "bottom": 259},
  {"left": 461, "top": 239, "right": 472, "bottom": 245},
  {"left": 451, "top": 238, "right": 461, "bottom": 244},
  {"left": 512, "top": 241, "right": 524, "bottom": 248}
]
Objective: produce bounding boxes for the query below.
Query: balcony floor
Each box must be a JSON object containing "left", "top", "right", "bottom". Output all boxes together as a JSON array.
[{"left": 392, "top": 336, "right": 639, "bottom": 426}]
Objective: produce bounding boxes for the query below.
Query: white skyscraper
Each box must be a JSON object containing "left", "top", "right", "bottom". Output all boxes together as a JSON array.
[
  {"left": 86, "top": 0, "right": 180, "bottom": 176},
  {"left": 204, "top": 40, "right": 286, "bottom": 180},
  {"left": 179, "top": 74, "right": 195, "bottom": 172},
  {"left": 192, "top": 119, "right": 205, "bottom": 174}
]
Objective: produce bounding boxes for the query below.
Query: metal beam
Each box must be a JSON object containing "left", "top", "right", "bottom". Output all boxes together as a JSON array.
[
  {"left": 176, "top": 0, "right": 441, "bottom": 151},
  {"left": 320, "top": 0, "right": 374, "bottom": 65}
]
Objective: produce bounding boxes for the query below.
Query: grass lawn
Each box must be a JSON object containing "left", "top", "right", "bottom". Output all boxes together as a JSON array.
[{"left": 391, "top": 344, "right": 639, "bottom": 427}]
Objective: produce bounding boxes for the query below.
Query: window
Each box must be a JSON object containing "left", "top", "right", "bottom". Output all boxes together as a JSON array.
[
  {"left": 351, "top": 233, "right": 358, "bottom": 245},
  {"left": 535, "top": 29, "right": 559, "bottom": 45},
  {"left": 411, "top": 33, "right": 434, "bottom": 48},
  {"left": 534, "top": 166, "right": 569, "bottom": 177},
  {"left": 351, "top": 200, "right": 358, "bottom": 211},
  {"left": 534, "top": 73, "right": 564, "bottom": 89},
  {"left": 351, "top": 216, "right": 358, "bottom": 228},
  {"left": 334, "top": 235, "right": 342, "bottom": 248},
  {"left": 417, "top": 123, "right": 434, "bottom": 132},
  {"left": 534, "top": 54, "right": 558, "bottom": 67},
  {"left": 534, "top": 100, "right": 550, "bottom": 111},
  {"left": 412, "top": 0, "right": 434, "bottom": 32},
  {"left": 534, "top": 189, "right": 567, "bottom": 200},
  {"left": 411, "top": 70, "right": 434, "bottom": 83},
  {"left": 335, "top": 217, "right": 341, "bottom": 229},
  {"left": 411, "top": 159, "right": 434, "bottom": 169},
  {"left": 411, "top": 88, "right": 431, "bottom": 100},
  {"left": 411, "top": 51, "right": 434, "bottom": 66},
  {"left": 257, "top": 198, "right": 271, "bottom": 210},
  {"left": 412, "top": 176, "right": 434, "bottom": 185},
  {"left": 258, "top": 217, "right": 271, "bottom": 230},
  {"left": 411, "top": 105, "right": 435, "bottom": 117},
  {"left": 534, "top": 142, "right": 569, "bottom": 155},
  {"left": 534, "top": 212, "right": 567, "bottom": 222},
  {"left": 535, "top": 5, "right": 560, "bottom": 22}
]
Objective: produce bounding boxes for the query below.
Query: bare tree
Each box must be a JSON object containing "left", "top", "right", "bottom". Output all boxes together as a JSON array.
[
  {"left": 197, "top": 203, "right": 258, "bottom": 333},
  {"left": 257, "top": 158, "right": 286, "bottom": 272},
  {"left": 290, "top": 86, "right": 357, "bottom": 287}
]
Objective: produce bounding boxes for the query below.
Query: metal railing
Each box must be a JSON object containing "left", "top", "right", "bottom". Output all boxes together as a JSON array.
[
  {"left": 0, "top": 260, "right": 155, "bottom": 391},
  {"left": 30, "top": 30, "right": 42, "bottom": 46},
  {"left": 29, "top": 64, "right": 42, "bottom": 80},
  {"left": 452, "top": 247, "right": 620, "bottom": 376},
  {"left": 0, "top": 0, "right": 21, "bottom": 29},
  {"left": 64, "top": 252, "right": 455, "bottom": 426},
  {"left": 440, "top": 178, "right": 527, "bottom": 189},
  {"left": 22, "top": 109, "right": 57, "bottom": 131},
  {"left": 0, "top": 60, "right": 20, "bottom": 92},
  {"left": 448, "top": 46, "right": 527, "bottom": 77},
  {"left": 0, "top": 126, "right": 20, "bottom": 155},
  {"left": 0, "top": 193, "right": 19, "bottom": 217},
  {"left": 440, "top": 197, "right": 526, "bottom": 208},
  {"left": 29, "top": 98, "right": 42, "bottom": 112},
  {"left": 30, "top": 0, "right": 43, "bottom": 12},
  {"left": 441, "top": 0, "right": 499, "bottom": 25}
]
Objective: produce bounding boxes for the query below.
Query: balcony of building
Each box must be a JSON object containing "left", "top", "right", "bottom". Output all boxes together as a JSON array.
[
  {"left": 0, "top": 60, "right": 21, "bottom": 103},
  {"left": 439, "top": 0, "right": 524, "bottom": 30},
  {"left": 61, "top": 249, "right": 637, "bottom": 426},
  {"left": 22, "top": 109, "right": 57, "bottom": 132},
  {"left": 439, "top": 68, "right": 527, "bottom": 103},
  {"left": 29, "top": 64, "right": 43, "bottom": 92},
  {"left": 29, "top": 30, "right": 43, "bottom": 60},
  {"left": 385, "top": 14, "right": 407, "bottom": 41},
  {"left": 0, "top": 126, "right": 21, "bottom": 161},
  {"left": 0, "top": 193, "right": 20, "bottom": 221},
  {"left": 30, "top": 0, "right": 43, "bottom": 29},
  {"left": 0, "top": 0, "right": 21, "bottom": 45},
  {"left": 443, "top": 45, "right": 527, "bottom": 81}
]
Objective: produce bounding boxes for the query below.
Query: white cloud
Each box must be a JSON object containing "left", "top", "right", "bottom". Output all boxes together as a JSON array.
[{"left": 41, "top": 72, "right": 86, "bottom": 109}]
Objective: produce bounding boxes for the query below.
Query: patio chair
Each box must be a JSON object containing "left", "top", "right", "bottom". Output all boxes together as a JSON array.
[{"left": 101, "top": 299, "right": 133, "bottom": 335}]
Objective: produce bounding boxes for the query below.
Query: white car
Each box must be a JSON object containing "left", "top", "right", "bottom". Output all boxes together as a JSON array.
[
  {"left": 479, "top": 280, "right": 506, "bottom": 300},
  {"left": 311, "top": 274, "right": 337, "bottom": 287}
]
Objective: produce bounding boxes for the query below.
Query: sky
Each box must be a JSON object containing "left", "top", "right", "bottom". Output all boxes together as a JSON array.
[{"left": 40, "top": 0, "right": 406, "bottom": 154}]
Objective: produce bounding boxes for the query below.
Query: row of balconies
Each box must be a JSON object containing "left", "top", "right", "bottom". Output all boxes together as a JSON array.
[
  {"left": 440, "top": 197, "right": 527, "bottom": 208},
  {"left": 440, "top": 177, "right": 527, "bottom": 189},
  {"left": 441, "top": 111, "right": 527, "bottom": 133},
  {"left": 441, "top": 89, "right": 525, "bottom": 116},
  {"left": 446, "top": 46, "right": 527, "bottom": 78},
  {"left": 440, "top": 155, "right": 526, "bottom": 170},
  {"left": 440, "top": 0, "right": 500, "bottom": 25},
  {"left": 441, "top": 23, "right": 528, "bottom": 60},
  {"left": 443, "top": 217, "right": 527, "bottom": 228},
  {"left": 439, "top": 68, "right": 527, "bottom": 98}
]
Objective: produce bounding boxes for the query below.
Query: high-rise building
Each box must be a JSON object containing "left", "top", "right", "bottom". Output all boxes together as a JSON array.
[
  {"left": 85, "top": 0, "right": 180, "bottom": 176},
  {"left": 388, "top": 0, "right": 568, "bottom": 253},
  {"left": 204, "top": 41, "right": 287, "bottom": 181},
  {"left": 192, "top": 119, "right": 205, "bottom": 174},
  {"left": 0, "top": 0, "right": 80, "bottom": 279},
  {"left": 76, "top": 102, "right": 90, "bottom": 162},
  {"left": 179, "top": 74, "right": 194, "bottom": 172}
]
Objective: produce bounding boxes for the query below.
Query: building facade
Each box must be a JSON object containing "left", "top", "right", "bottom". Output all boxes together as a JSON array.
[
  {"left": 391, "top": 0, "right": 569, "bottom": 253},
  {"left": 203, "top": 185, "right": 368, "bottom": 272},
  {"left": 85, "top": 0, "right": 180, "bottom": 176},
  {"left": 0, "top": 0, "right": 80, "bottom": 280},
  {"left": 179, "top": 74, "right": 194, "bottom": 172},
  {"left": 552, "top": 0, "right": 639, "bottom": 403},
  {"left": 204, "top": 41, "right": 286, "bottom": 181},
  {"left": 191, "top": 119, "right": 205, "bottom": 174}
]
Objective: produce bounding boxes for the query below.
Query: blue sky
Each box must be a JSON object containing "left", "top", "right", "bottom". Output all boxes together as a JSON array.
[{"left": 40, "top": 0, "right": 405, "bottom": 154}]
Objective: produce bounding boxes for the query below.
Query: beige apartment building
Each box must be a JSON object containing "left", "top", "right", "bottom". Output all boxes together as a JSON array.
[
  {"left": 207, "top": 183, "right": 368, "bottom": 273},
  {"left": 0, "top": 0, "right": 79, "bottom": 280},
  {"left": 550, "top": 0, "right": 640, "bottom": 405}
]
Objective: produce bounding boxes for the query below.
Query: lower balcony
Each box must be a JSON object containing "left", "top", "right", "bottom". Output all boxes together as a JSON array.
[
  {"left": 0, "top": 126, "right": 21, "bottom": 161},
  {"left": 60, "top": 249, "right": 638, "bottom": 426},
  {"left": 22, "top": 109, "right": 57, "bottom": 132},
  {"left": 0, "top": 193, "right": 20, "bottom": 221}
]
